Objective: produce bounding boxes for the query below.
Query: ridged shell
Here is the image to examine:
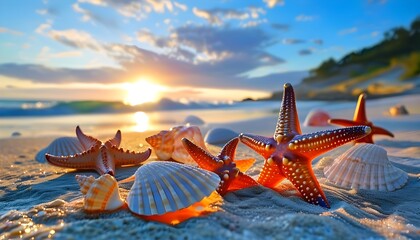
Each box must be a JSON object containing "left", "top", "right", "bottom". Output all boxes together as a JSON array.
[
  {"left": 35, "top": 137, "right": 84, "bottom": 163},
  {"left": 324, "top": 143, "right": 408, "bottom": 191},
  {"left": 303, "top": 109, "right": 331, "bottom": 127},
  {"left": 75, "top": 174, "right": 124, "bottom": 211},
  {"left": 146, "top": 126, "right": 207, "bottom": 165},
  {"left": 126, "top": 161, "right": 220, "bottom": 216}
]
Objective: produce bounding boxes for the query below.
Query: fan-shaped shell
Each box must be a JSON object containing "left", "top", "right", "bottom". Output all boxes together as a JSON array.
[
  {"left": 324, "top": 143, "right": 408, "bottom": 191},
  {"left": 146, "top": 126, "right": 207, "bottom": 165},
  {"left": 303, "top": 109, "right": 331, "bottom": 127},
  {"left": 35, "top": 137, "right": 84, "bottom": 163},
  {"left": 75, "top": 174, "right": 124, "bottom": 211},
  {"left": 126, "top": 161, "right": 220, "bottom": 216}
]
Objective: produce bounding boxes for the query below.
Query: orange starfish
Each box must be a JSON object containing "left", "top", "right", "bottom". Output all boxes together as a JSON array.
[
  {"left": 182, "top": 137, "right": 258, "bottom": 196},
  {"left": 329, "top": 93, "right": 394, "bottom": 143},
  {"left": 239, "top": 83, "right": 371, "bottom": 208},
  {"left": 46, "top": 126, "right": 151, "bottom": 176}
]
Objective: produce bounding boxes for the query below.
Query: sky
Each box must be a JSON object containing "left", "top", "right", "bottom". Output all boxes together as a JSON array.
[{"left": 0, "top": 0, "right": 419, "bottom": 103}]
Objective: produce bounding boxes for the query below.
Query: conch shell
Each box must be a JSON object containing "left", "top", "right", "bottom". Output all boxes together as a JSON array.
[
  {"left": 324, "top": 143, "right": 408, "bottom": 191},
  {"left": 75, "top": 174, "right": 125, "bottom": 211},
  {"left": 146, "top": 126, "right": 206, "bottom": 165}
]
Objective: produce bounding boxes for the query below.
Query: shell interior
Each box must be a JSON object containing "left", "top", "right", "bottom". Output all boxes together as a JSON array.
[
  {"left": 126, "top": 161, "right": 220, "bottom": 216},
  {"left": 324, "top": 143, "right": 408, "bottom": 191}
]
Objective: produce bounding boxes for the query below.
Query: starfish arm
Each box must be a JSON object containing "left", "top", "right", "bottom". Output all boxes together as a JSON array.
[
  {"left": 227, "top": 172, "right": 259, "bottom": 191},
  {"left": 372, "top": 125, "right": 394, "bottom": 138},
  {"left": 281, "top": 158, "right": 330, "bottom": 208},
  {"left": 182, "top": 138, "right": 220, "bottom": 171},
  {"left": 76, "top": 126, "right": 101, "bottom": 150},
  {"left": 257, "top": 162, "right": 285, "bottom": 188},
  {"left": 104, "top": 130, "right": 122, "bottom": 148},
  {"left": 289, "top": 126, "right": 371, "bottom": 159},
  {"left": 45, "top": 146, "right": 99, "bottom": 169},
  {"left": 111, "top": 146, "right": 152, "bottom": 166},
  {"left": 238, "top": 133, "right": 276, "bottom": 159},
  {"left": 354, "top": 93, "right": 368, "bottom": 122},
  {"left": 274, "top": 83, "right": 302, "bottom": 140},
  {"left": 234, "top": 158, "right": 256, "bottom": 172},
  {"left": 219, "top": 138, "right": 239, "bottom": 160},
  {"left": 328, "top": 119, "right": 358, "bottom": 127}
]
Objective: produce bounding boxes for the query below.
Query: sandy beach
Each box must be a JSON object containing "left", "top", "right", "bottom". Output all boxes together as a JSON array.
[{"left": 1, "top": 95, "right": 420, "bottom": 239}]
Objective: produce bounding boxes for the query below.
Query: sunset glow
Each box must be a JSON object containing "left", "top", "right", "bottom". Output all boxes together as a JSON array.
[{"left": 124, "top": 79, "right": 166, "bottom": 106}]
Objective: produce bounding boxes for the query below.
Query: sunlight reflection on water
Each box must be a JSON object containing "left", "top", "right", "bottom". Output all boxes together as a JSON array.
[{"left": 132, "top": 111, "right": 149, "bottom": 132}]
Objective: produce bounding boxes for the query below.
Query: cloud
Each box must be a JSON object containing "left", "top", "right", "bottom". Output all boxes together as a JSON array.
[
  {"left": 47, "top": 29, "right": 101, "bottom": 50},
  {"left": 73, "top": 3, "right": 118, "bottom": 28},
  {"left": 339, "top": 27, "right": 358, "bottom": 35},
  {"left": 173, "top": 2, "right": 187, "bottom": 11},
  {"left": 298, "top": 49, "right": 312, "bottom": 55},
  {"left": 79, "top": 0, "right": 175, "bottom": 20},
  {"left": 37, "top": 46, "right": 83, "bottom": 60},
  {"left": 241, "top": 19, "right": 267, "bottom": 28},
  {"left": 35, "top": 20, "right": 53, "bottom": 34},
  {"left": 271, "top": 23, "right": 289, "bottom": 31},
  {"left": 192, "top": 7, "right": 265, "bottom": 26},
  {"left": 282, "top": 38, "right": 305, "bottom": 44},
  {"left": 36, "top": 7, "right": 59, "bottom": 16},
  {"left": 0, "top": 63, "right": 125, "bottom": 84},
  {"left": 371, "top": 31, "right": 380, "bottom": 37},
  {"left": 295, "top": 14, "right": 315, "bottom": 22},
  {"left": 136, "top": 25, "right": 274, "bottom": 65},
  {"left": 0, "top": 27, "right": 23, "bottom": 36},
  {"left": 312, "top": 39, "right": 323, "bottom": 45},
  {"left": 264, "top": 0, "right": 285, "bottom": 8}
]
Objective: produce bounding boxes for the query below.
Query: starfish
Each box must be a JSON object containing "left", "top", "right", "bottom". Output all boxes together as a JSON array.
[
  {"left": 46, "top": 126, "right": 152, "bottom": 176},
  {"left": 182, "top": 137, "right": 258, "bottom": 196},
  {"left": 328, "top": 93, "right": 394, "bottom": 143},
  {"left": 239, "top": 83, "right": 371, "bottom": 208}
]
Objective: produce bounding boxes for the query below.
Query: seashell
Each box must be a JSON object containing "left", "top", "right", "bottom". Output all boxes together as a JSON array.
[
  {"left": 75, "top": 174, "right": 124, "bottom": 211},
  {"left": 126, "top": 161, "right": 220, "bottom": 216},
  {"left": 146, "top": 126, "right": 206, "bottom": 165},
  {"left": 324, "top": 143, "right": 408, "bottom": 191},
  {"left": 183, "top": 115, "right": 205, "bottom": 125},
  {"left": 204, "top": 128, "right": 238, "bottom": 145},
  {"left": 303, "top": 109, "right": 331, "bottom": 127},
  {"left": 389, "top": 105, "right": 409, "bottom": 116},
  {"left": 35, "top": 137, "right": 84, "bottom": 163}
]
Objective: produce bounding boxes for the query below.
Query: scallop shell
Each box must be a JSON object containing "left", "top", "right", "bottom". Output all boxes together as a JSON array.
[
  {"left": 303, "top": 109, "right": 331, "bottom": 127},
  {"left": 75, "top": 174, "right": 125, "bottom": 211},
  {"left": 126, "top": 161, "right": 220, "bottom": 216},
  {"left": 324, "top": 143, "right": 408, "bottom": 191},
  {"left": 35, "top": 137, "right": 84, "bottom": 163},
  {"left": 146, "top": 126, "right": 206, "bottom": 165}
]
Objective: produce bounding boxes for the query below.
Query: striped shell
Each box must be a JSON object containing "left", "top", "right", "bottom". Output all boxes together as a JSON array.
[
  {"left": 126, "top": 161, "right": 220, "bottom": 216},
  {"left": 75, "top": 174, "right": 124, "bottom": 211},
  {"left": 146, "top": 126, "right": 206, "bottom": 165},
  {"left": 35, "top": 137, "right": 84, "bottom": 163},
  {"left": 324, "top": 143, "right": 408, "bottom": 191}
]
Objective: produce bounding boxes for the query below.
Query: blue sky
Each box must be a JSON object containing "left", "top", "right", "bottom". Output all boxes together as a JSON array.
[{"left": 0, "top": 0, "right": 419, "bottom": 102}]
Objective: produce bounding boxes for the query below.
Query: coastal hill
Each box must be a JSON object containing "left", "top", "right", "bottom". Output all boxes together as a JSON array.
[{"left": 267, "top": 17, "right": 420, "bottom": 101}]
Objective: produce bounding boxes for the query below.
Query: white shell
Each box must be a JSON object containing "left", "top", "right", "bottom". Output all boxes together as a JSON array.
[
  {"left": 126, "top": 161, "right": 219, "bottom": 216},
  {"left": 75, "top": 174, "right": 125, "bottom": 211},
  {"left": 145, "top": 125, "right": 206, "bottom": 165},
  {"left": 36, "top": 137, "right": 84, "bottom": 163},
  {"left": 324, "top": 143, "right": 408, "bottom": 191}
]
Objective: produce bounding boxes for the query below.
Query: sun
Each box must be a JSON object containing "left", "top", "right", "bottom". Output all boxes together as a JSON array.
[{"left": 124, "top": 79, "right": 166, "bottom": 106}]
